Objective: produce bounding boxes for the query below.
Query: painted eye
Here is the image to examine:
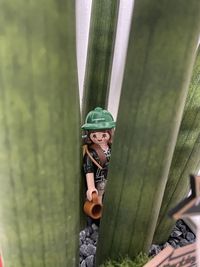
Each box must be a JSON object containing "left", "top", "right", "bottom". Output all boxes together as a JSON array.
[
  {"left": 102, "top": 134, "right": 107, "bottom": 138},
  {"left": 92, "top": 134, "right": 97, "bottom": 138}
]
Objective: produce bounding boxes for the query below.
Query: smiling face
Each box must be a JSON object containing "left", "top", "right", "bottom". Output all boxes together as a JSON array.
[{"left": 89, "top": 131, "right": 110, "bottom": 146}]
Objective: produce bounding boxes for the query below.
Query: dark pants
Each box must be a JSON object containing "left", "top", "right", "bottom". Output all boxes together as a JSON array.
[{"left": 87, "top": 216, "right": 100, "bottom": 227}]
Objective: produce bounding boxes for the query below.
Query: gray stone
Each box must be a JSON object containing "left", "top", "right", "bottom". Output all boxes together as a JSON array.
[
  {"left": 91, "top": 223, "right": 99, "bottom": 232},
  {"left": 170, "top": 230, "right": 182, "bottom": 238},
  {"left": 88, "top": 226, "right": 94, "bottom": 234},
  {"left": 85, "top": 255, "right": 95, "bottom": 267},
  {"left": 80, "top": 260, "right": 86, "bottom": 267},
  {"left": 91, "top": 231, "right": 98, "bottom": 242},
  {"left": 173, "top": 238, "right": 180, "bottom": 244},
  {"left": 168, "top": 239, "right": 177, "bottom": 248},
  {"left": 80, "top": 256, "right": 84, "bottom": 263},
  {"left": 176, "top": 220, "right": 185, "bottom": 229},
  {"left": 80, "top": 230, "right": 86, "bottom": 241},
  {"left": 186, "top": 232, "right": 195, "bottom": 242},
  {"left": 87, "top": 244, "right": 96, "bottom": 256},
  {"left": 80, "top": 244, "right": 96, "bottom": 257},
  {"left": 79, "top": 238, "right": 83, "bottom": 246},
  {"left": 149, "top": 244, "right": 161, "bottom": 256},
  {"left": 86, "top": 237, "right": 94, "bottom": 245},
  {"left": 80, "top": 244, "right": 89, "bottom": 257},
  {"left": 85, "top": 227, "right": 93, "bottom": 237},
  {"left": 177, "top": 223, "right": 187, "bottom": 235},
  {"left": 179, "top": 238, "right": 189, "bottom": 247}
]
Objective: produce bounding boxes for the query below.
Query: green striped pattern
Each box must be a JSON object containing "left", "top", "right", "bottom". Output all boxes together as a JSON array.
[
  {"left": 0, "top": 1, "right": 80, "bottom": 266},
  {"left": 96, "top": 0, "right": 200, "bottom": 264},
  {"left": 82, "top": 0, "right": 120, "bottom": 118},
  {"left": 154, "top": 46, "right": 200, "bottom": 243}
]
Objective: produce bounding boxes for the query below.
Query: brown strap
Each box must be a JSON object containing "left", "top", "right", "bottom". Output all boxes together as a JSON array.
[
  {"left": 85, "top": 145, "right": 103, "bottom": 170},
  {"left": 90, "top": 144, "right": 107, "bottom": 166}
]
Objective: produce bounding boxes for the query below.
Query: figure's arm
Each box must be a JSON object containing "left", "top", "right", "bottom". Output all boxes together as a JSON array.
[
  {"left": 83, "top": 150, "right": 98, "bottom": 201},
  {"left": 86, "top": 172, "right": 98, "bottom": 201}
]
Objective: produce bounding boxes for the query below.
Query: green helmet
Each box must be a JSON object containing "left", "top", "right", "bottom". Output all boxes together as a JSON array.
[{"left": 82, "top": 107, "right": 115, "bottom": 130}]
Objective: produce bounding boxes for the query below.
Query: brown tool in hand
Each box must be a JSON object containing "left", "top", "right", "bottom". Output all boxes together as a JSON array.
[{"left": 83, "top": 192, "right": 103, "bottom": 219}]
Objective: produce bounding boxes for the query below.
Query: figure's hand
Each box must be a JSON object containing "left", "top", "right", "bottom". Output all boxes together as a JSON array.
[{"left": 86, "top": 188, "right": 98, "bottom": 201}]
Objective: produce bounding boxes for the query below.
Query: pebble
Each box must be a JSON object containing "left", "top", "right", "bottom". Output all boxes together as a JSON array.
[
  {"left": 85, "top": 255, "right": 95, "bottom": 267},
  {"left": 149, "top": 219, "right": 196, "bottom": 256},
  {"left": 79, "top": 224, "right": 99, "bottom": 267},
  {"left": 79, "top": 219, "right": 196, "bottom": 266},
  {"left": 80, "top": 260, "right": 86, "bottom": 267}
]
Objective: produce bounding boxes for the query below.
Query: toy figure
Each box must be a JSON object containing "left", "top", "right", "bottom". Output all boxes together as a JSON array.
[{"left": 82, "top": 107, "right": 116, "bottom": 206}]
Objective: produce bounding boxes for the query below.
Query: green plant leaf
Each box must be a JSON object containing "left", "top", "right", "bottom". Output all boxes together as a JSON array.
[
  {"left": 82, "top": 0, "right": 120, "bottom": 118},
  {"left": 153, "top": 46, "right": 200, "bottom": 243},
  {"left": 96, "top": 0, "right": 200, "bottom": 264},
  {"left": 0, "top": 1, "right": 80, "bottom": 266},
  {"left": 101, "top": 253, "right": 149, "bottom": 267}
]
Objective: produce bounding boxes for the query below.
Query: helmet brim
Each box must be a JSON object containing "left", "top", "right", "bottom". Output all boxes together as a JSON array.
[{"left": 81, "top": 121, "right": 116, "bottom": 130}]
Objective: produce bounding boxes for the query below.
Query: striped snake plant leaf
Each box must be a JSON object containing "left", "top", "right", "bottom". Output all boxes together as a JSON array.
[
  {"left": 96, "top": 0, "right": 200, "bottom": 264},
  {"left": 82, "top": 0, "right": 120, "bottom": 119},
  {"left": 153, "top": 46, "right": 200, "bottom": 244},
  {"left": 0, "top": 1, "right": 80, "bottom": 266}
]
